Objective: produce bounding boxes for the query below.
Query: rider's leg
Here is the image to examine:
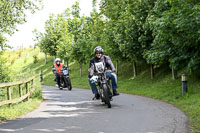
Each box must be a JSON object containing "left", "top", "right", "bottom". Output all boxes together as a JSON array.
[
  {"left": 56, "top": 74, "right": 61, "bottom": 88},
  {"left": 106, "top": 72, "right": 119, "bottom": 96},
  {"left": 88, "top": 79, "right": 98, "bottom": 94},
  {"left": 106, "top": 72, "right": 117, "bottom": 90},
  {"left": 88, "top": 79, "right": 100, "bottom": 99}
]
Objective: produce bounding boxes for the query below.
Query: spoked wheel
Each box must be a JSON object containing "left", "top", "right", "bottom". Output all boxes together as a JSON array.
[
  {"left": 67, "top": 78, "right": 72, "bottom": 91},
  {"left": 102, "top": 84, "right": 111, "bottom": 108}
]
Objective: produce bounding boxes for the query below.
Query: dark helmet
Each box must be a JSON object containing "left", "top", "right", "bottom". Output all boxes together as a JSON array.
[{"left": 94, "top": 46, "right": 104, "bottom": 54}]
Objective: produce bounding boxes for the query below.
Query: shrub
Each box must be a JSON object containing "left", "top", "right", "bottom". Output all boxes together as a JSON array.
[{"left": 33, "top": 55, "right": 38, "bottom": 63}]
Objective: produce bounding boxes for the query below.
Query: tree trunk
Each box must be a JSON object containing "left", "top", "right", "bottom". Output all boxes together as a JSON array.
[
  {"left": 116, "top": 60, "right": 119, "bottom": 76},
  {"left": 53, "top": 56, "right": 55, "bottom": 64},
  {"left": 62, "top": 60, "right": 64, "bottom": 64},
  {"left": 151, "top": 64, "right": 154, "bottom": 80},
  {"left": 133, "top": 61, "right": 137, "bottom": 77},
  {"left": 80, "top": 64, "right": 82, "bottom": 77},
  {"left": 45, "top": 54, "right": 47, "bottom": 64},
  {"left": 172, "top": 67, "right": 177, "bottom": 80},
  {"left": 67, "top": 59, "right": 69, "bottom": 67}
]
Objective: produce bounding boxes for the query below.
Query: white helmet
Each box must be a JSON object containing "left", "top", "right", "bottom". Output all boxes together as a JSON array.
[{"left": 55, "top": 58, "right": 61, "bottom": 62}]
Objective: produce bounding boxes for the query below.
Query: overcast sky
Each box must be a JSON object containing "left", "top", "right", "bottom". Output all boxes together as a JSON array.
[{"left": 7, "top": 0, "right": 93, "bottom": 49}]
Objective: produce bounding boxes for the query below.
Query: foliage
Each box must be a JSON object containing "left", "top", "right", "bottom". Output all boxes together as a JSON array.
[
  {"left": 0, "top": 0, "right": 42, "bottom": 84},
  {"left": 0, "top": 0, "right": 42, "bottom": 34},
  {"left": 0, "top": 59, "right": 10, "bottom": 83},
  {"left": 0, "top": 0, "right": 42, "bottom": 51},
  {"left": 33, "top": 0, "right": 200, "bottom": 75},
  {"left": 33, "top": 55, "right": 38, "bottom": 63}
]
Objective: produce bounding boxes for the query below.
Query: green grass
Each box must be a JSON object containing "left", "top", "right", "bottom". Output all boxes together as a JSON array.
[
  {"left": 0, "top": 99, "right": 42, "bottom": 122},
  {"left": 2, "top": 48, "right": 200, "bottom": 132},
  {"left": 0, "top": 48, "right": 43, "bottom": 121}
]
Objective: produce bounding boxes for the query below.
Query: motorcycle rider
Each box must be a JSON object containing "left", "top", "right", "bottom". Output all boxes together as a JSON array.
[
  {"left": 88, "top": 46, "right": 119, "bottom": 99},
  {"left": 52, "top": 58, "right": 66, "bottom": 89}
]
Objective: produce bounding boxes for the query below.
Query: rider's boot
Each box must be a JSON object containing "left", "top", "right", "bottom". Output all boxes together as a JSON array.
[
  {"left": 58, "top": 84, "right": 63, "bottom": 90},
  {"left": 93, "top": 93, "right": 100, "bottom": 100},
  {"left": 113, "top": 90, "right": 120, "bottom": 96}
]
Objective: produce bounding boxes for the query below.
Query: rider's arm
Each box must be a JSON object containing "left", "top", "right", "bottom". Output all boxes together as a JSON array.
[
  {"left": 52, "top": 65, "right": 56, "bottom": 74},
  {"left": 88, "top": 59, "right": 95, "bottom": 78},
  {"left": 62, "top": 64, "right": 66, "bottom": 69},
  {"left": 106, "top": 56, "right": 116, "bottom": 72}
]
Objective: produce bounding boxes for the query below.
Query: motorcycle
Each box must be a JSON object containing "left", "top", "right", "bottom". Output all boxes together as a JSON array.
[
  {"left": 54, "top": 67, "right": 72, "bottom": 91},
  {"left": 93, "top": 62, "right": 113, "bottom": 108},
  {"left": 60, "top": 68, "right": 72, "bottom": 91}
]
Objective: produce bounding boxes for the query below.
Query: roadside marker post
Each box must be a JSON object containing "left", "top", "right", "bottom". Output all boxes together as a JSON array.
[{"left": 182, "top": 74, "right": 188, "bottom": 96}]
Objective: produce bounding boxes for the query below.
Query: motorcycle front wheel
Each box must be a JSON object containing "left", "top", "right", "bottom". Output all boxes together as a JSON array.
[
  {"left": 67, "top": 78, "right": 72, "bottom": 91},
  {"left": 102, "top": 84, "right": 111, "bottom": 108}
]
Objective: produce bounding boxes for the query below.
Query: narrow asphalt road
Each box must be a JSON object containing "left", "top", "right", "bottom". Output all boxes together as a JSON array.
[{"left": 0, "top": 86, "right": 189, "bottom": 133}]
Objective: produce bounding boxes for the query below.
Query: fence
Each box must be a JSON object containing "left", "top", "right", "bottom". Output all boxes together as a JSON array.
[{"left": 0, "top": 76, "right": 35, "bottom": 107}]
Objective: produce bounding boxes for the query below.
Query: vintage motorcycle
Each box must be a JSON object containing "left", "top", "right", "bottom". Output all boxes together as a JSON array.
[
  {"left": 53, "top": 67, "right": 72, "bottom": 91},
  {"left": 93, "top": 62, "right": 113, "bottom": 108},
  {"left": 60, "top": 67, "right": 72, "bottom": 91}
]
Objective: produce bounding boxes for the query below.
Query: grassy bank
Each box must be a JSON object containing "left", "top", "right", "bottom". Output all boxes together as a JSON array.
[{"left": 0, "top": 48, "right": 43, "bottom": 121}]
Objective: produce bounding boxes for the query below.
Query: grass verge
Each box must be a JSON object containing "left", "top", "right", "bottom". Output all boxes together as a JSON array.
[{"left": 0, "top": 99, "right": 42, "bottom": 122}]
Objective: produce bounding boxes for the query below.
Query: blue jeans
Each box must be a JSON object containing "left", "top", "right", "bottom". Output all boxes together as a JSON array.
[{"left": 88, "top": 72, "right": 118, "bottom": 94}]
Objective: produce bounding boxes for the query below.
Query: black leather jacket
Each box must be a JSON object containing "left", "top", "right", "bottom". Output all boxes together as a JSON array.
[{"left": 88, "top": 55, "right": 116, "bottom": 78}]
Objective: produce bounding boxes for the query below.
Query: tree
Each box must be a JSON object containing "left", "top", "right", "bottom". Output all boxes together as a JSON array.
[
  {"left": 0, "top": 0, "right": 41, "bottom": 82},
  {"left": 146, "top": 0, "right": 200, "bottom": 78},
  {"left": 100, "top": 0, "right": 153, "bottom": 77},
  {"left": 34, "top": 14, "right": 67, "bottom": 57},
  {"left": 0, "top": 0, "right": 42, "bottom": 34},
  {"left": 56, "top": 17, "right": 73, "bottom": 67},
  {"left": 0, "top": 0, "right": 42, "bottom": 50}
]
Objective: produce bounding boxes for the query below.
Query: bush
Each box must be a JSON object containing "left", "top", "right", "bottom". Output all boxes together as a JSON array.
[
  {"left": 17, "top": 50, "right": 22, "bottom": 57},
  {"left": 24, "top": 58, "right": 27, "bottom": 63},
  {"left": 11, "top": 57, "right": 16, "bottom": 65},
  {"left": 33, "top": 55, "right": 38, "bottom": 63},
  {"left": 0, "top": 60, "right": 10, "bottom": 83}
]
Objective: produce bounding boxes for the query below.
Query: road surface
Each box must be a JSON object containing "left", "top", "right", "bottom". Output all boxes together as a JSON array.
[{"left": 0, "top": 86, "right": 189, "bottom": 133}]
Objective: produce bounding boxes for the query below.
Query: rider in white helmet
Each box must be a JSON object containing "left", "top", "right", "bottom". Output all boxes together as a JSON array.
[{"left": 52, "top": 58, "right": 66, "bottom": 89}]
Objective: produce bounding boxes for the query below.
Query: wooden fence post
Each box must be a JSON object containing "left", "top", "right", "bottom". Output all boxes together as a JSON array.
[
  {"left": 7, "top": 87, "right": 11, "bottom": 100},
  {"left": 26, "top": 82, "right": 29, "bottom": 101},
  {"left": 19, "top": 84, "right": 22, "bottom": 97},
  {"left": 7, "top": 86, "right": 11, "bottom": 107},
  {"left": 31, "top": 79, "right": 34, "bottom": 88}
]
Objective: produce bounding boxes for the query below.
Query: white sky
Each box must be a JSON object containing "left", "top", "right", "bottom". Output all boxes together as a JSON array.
[{"left": 6, "top": 0, "right": 93, "bottom": 49}]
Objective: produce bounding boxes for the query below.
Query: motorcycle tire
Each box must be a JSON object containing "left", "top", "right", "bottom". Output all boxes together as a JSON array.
[
  {"left": 102, "top": 84, "right": 111, "bottom": 108},
  {"left": 67, "top": 78, "right": 72, "bottom": 91},
  {"left": 60, "top": 80, "right": 64, "bottom": 90}
]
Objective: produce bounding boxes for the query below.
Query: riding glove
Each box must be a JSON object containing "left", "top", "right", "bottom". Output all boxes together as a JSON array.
[{"left": 90, "top": 76, "right": 98, "bottom": 83}]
